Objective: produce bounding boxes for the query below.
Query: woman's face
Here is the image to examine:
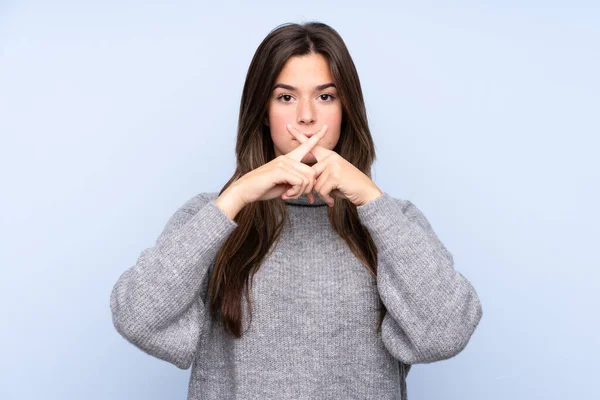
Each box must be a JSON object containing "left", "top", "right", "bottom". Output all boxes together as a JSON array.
[{"left": 265, "top": 53, "right": 342, "bottom": 165}]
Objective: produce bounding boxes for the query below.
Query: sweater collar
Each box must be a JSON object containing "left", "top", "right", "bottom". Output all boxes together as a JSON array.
[{"left": 284, "top": 189, "right": 328, "bottom": 207}]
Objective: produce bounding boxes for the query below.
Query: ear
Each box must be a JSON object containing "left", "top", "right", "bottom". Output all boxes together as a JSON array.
[{"left": 263, "top": 116, "right": 270, "bottom": 127}]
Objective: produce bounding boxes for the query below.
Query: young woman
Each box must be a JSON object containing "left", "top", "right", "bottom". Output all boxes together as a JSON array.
[{"left": 110, "top": 21, "right": 483, "bottom": 400}]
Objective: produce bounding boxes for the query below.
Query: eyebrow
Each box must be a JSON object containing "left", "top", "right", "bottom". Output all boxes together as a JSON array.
[{"left": 272, "top": 82, "right": 337, "bottom": 92}]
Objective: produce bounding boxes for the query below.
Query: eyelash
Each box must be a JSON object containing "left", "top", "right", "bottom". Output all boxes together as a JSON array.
[{"left": 276, "top": 94, "right": 336, "bottom": 103}]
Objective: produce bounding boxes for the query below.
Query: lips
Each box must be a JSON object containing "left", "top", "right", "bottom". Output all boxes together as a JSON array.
[{"left": 292, "top": 131, "right": 316, "bottom": 140}]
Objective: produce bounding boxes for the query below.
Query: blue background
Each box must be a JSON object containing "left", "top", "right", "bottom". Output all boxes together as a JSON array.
[{"left": 1, "top": 1, "right": 598, "bottom": 399}]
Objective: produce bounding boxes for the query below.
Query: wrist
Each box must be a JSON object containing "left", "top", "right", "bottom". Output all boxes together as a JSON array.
[
  {"left": 360, "top": 187, "right": 383, "bottom": 206},
  {"left": 215, "top": 185, "right": 246, "bottom": 220}
]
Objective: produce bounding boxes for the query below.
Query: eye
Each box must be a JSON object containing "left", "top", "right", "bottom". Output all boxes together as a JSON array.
[
  {"left": 276, "top": 94, "right": 293, "bottom": 102},
  {"left": 275, "top": 93, "right": 336, "bottom": 103}
]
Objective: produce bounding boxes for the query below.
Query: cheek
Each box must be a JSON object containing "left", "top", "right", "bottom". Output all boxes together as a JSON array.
[
  {"left": 269, "top": 111, "right": 287, "bottom": 127},
  {"left": 324, "top": 110, "right": 342, "bottom": 144},
  {"left": 325, "top": 106, "right": 343, "bottom": 126},
  {"left": 269, "top": 118, "right": 288, "bottom": 144},
  {"left": 268, "top": 109, "right": 291, "bottom": 138}
]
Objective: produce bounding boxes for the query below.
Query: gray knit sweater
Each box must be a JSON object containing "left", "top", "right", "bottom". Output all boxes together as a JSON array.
[{"left": 110, "top": 189, "right": 482, "bottom": 399}]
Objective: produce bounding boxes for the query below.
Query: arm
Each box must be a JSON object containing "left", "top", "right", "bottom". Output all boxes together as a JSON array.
[
  {"left": 109, "top": 193, "right": 238, "bottom": 369},
  {"left": 356, "top": 192, "right": 483, "bottom": 365}
]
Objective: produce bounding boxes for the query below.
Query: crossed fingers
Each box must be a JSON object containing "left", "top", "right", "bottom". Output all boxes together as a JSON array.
[
  {"left": 285, "top": 124, "right": 328, "bottom": 162},
  {"left": 285, "top": 124, "right": 332, "bottom": 162}
]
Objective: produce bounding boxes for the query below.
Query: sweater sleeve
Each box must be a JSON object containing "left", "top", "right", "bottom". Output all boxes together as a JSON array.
[
  {"left": 109, "top": 193, "right": 238, "bottom": 369},
  {"left": 356, "top": 192, "right": 483, "bottom": 365}
]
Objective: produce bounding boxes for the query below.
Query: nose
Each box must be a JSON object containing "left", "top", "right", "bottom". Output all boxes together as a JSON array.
[{"left": 296, "top": 98, "right": 316, "bottom": 127}]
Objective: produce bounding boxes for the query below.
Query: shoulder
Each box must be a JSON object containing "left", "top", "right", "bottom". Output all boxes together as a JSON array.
[
  {"left": 360, "top": 193, "right": 436, "bottom": 229},
  {"left": 384, "top": 193, "right": 424, "bottom": 216},
  {"left": 175, "top": 191, "right": 221, "bottom": 214},
  {"left": 359, "top": 191, "right": 412, "bottom": 212}
]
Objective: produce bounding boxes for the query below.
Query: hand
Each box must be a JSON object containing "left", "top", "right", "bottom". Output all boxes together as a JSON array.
[
  {"left": 286, "top": 124, "right": 383, "bottom": 207},
  {"left": 231, "top": 125, "right": 329, "bottom": 205}
]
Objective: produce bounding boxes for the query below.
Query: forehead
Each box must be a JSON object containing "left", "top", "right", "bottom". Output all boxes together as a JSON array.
[{"left": 275, "top": 53, "right": 333, "bottom": 85}]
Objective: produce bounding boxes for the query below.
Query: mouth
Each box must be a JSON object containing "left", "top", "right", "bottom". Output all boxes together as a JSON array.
[{"left": 292, "top": 131, "right": 316, "bottom": 140}]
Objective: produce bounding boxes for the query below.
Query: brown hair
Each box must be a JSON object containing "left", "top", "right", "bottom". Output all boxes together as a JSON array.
[{"left": 208, "top": 21, "right": 385, "bottom": 338}]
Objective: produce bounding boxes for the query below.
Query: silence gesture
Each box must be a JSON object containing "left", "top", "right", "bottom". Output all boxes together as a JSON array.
[
  {"left": 286, "top": 124, "right": 383, "bottom": 207},
  {"left": 230, "top": 125, "right": 329, "bottom": 206}
]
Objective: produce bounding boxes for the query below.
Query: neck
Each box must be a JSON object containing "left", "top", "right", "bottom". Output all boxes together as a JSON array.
[{"left": 284, "top": 189, "right": 328, "bottom": 207}]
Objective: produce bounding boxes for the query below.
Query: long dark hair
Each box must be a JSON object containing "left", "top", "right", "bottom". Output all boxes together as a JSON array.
[{"left": 208, "top": 21, "right": 384, "bottom": 338}]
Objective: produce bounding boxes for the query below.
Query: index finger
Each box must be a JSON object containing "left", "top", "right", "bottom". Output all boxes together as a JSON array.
[
  {"left": 286, "top": 124, "right": 331, "bottom": 162},
  {"left": 285, "top": 124, "right": 328, "bottom": 162}
]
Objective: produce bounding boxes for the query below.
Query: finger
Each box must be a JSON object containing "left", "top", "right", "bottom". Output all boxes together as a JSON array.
[
  {"left": 314, "top": 169, "right": 335, "bottom": 207},
  {"left": 286, "top": 124, "right": 326, "bottom": 162},
  {"left": 285, "top": 159, "right": 319, "bottom": 181},
  {"left": 285, "top": 124, "right": 327, "bottom": 162},
  {"left": 276, "top": 164, "right": 307, "bottom": 197},
  {"left": 285, "top": 179, "right": 305, "bottom": 198},
  {"left": 284, "top": 159, "right": 318, "bottom": 199},
  {"left": 286, "top": 123, "right": 319, "bottom": 143},
  {"left": 286, "top": 124, "right": 330, "bottom": 162},
  {"left": 309, "top": 153, "right": 335, "bottom": 177},
  {"left": 286, "top": 167, "right": 312, "bottom": 199},
  {"left": 287, "top": 174, "right": 308, "bottom": 199}
]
